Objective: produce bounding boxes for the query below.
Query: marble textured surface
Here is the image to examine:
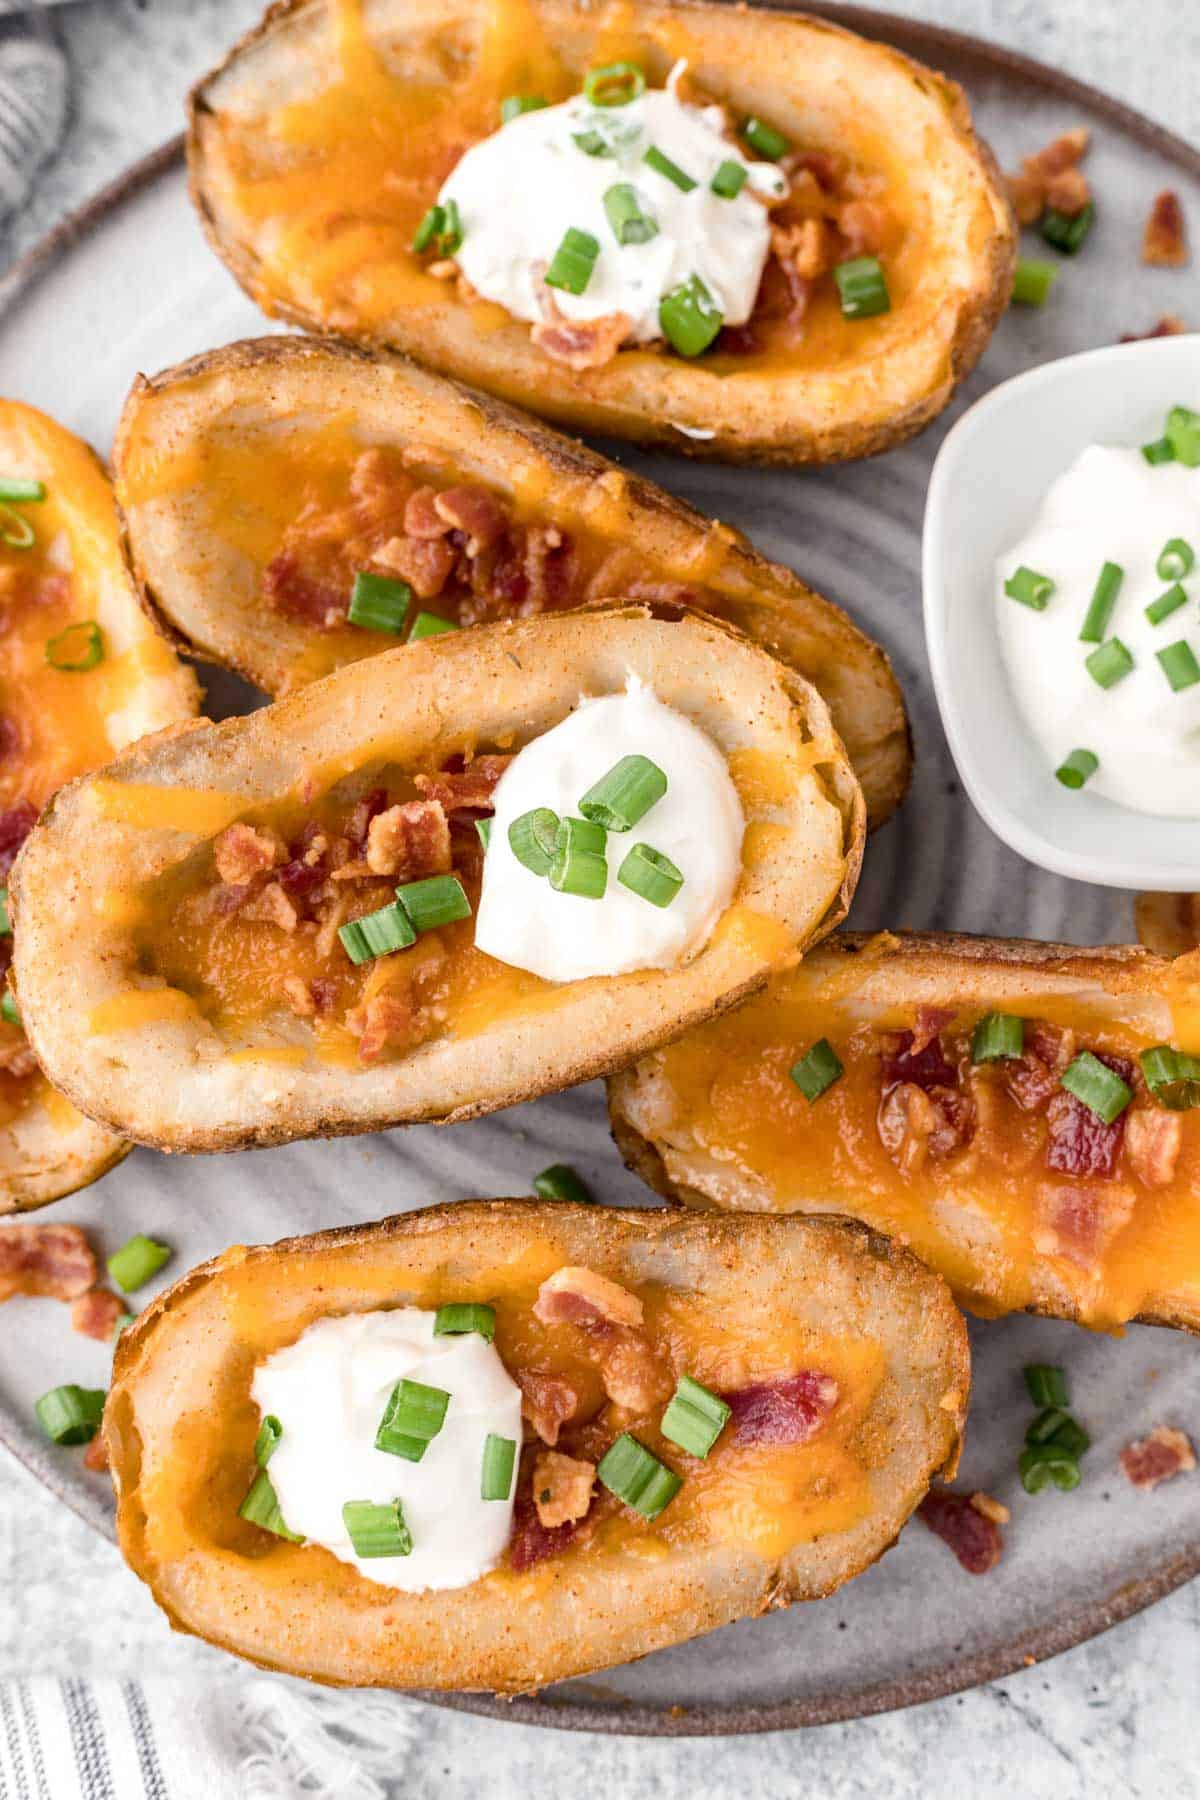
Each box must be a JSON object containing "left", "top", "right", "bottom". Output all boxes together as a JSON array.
[{"left": 0, "top": 0, "right": 1198, "bottom": 1794}]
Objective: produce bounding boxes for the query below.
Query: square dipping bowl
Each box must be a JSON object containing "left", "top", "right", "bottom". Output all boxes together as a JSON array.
[{"left": 923, "top": 333, "right": 1200, "bottom": 891}]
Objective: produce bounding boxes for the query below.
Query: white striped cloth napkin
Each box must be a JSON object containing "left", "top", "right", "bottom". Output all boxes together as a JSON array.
[{"left": 0, "top": 9, "right": 68, "bottom": 225}]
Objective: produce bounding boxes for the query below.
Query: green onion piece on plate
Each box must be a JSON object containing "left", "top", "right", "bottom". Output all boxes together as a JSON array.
[
  {"left": 834, "top": 256, "right": 890, "bottom": 320},
  {"left": 1024, "top": 1363, "right": 1068, "bottom": 1408},
  {"left": 597, "top": 1432, "right": 681, "bottom": 1519},
  {"left": 1142, "top": 436, "right": 1176, "bottom": 466},
  {"left": 342, "top": 1497, "right": 412, "bottom": 1557},
  {"left": 1039, "top": 200, "right": 1094, "bottom": 254},
  {"left": 1078, "top": 560, "right": 1123, "bottom": 643},
  {"left": 0, "top": 477, "right": 45, "bottom": 503},
  {"left": 603, "top": 182, "right": 658, "bottom": 246},
  {"left": 1011, "top": 258, "right": 1058, "bottom": 306},
  {"left": 475, "top": 817, "right": 492, "bottom": 852},
  {"left": 1025, "top": 1406, "right": 1071, "bottom": 1446},
  {"left": 711, "top": 159, "right": 747, "bottom": 199},
  {"left": 971, "top": 1012, "right": 1024, "bottom": 1062},
  {"left": 1145, "top": 584, "right": 1188, "bottom": 626},
  {"left": 409, "top": 611, "right": 458, "bottom": 639},
  {"left": 1156, "top": 537, "right": 1195, "bottom": 581},
  {"left": 107, "top": 1233, "right": 171, "bottom": 1294},
  {"left": 643, "top": 144, "right": 695, "bottom": 191},
  {"left": 45, "top": 620, "right": 104, "bottom": 672},
  {"left": 579, "top": 754, "right": 667, "bottom": 830},
  {"left": 1019, "top": 1443, "right": 1081, "bottom": 1493},
  {"left": 617, "top": 842, "right": 682, "bottom": 907},
  {"left": 347, "top": 571, "right": 412, "bottom": 635},
  {"left": 1084, "top": 637, "right": 1133, "bottom": 689},
  {"left": 660, "top": 1375, "right": 730, "bottom": 1459},
  {"left": 338, "top": 900, "right": 416, "bottom": 965},
  {"left": 583, "top": 61, "right": 645, "bottom": 107},
  {"left": 509, "top": 806, "right": 561, "bottom": 876},
  {"left": 0, "top": 991, "right": 19, "bottom": 1027},
  {"left": 544, "top": 227, "right": 601, "bottom": 296},
  {"left": 35, "top": 1384, "right": 105, "bottom": 1446},
  {"left": 395, "top": 873, "right": 471, "bottom": 931},
  {"left": 1166, "top": 405, "right": 1200, "bottom": 467},
  {"left": 1156, "top": 639, "right": 1200, "bottom": 692},
  {"left": 789, "top": 1038, "right": 843, "bottom": 1101},
  {"left": 1139, "top": 1044, "right": 1200, "bottom": 1110},
  {"left": 501, "top": 94, "right": 547, "bottom": 123},
  {"left": 1060, "top": 1050, "right": 1132, "bottom": 1124},
  {"left": 1004, "top": 566, "right": 1055, "bottom": 610},
  {"left": 1027, "top": 1410, "right": 1090, "bottom": 1458},
  {"left": 658, "top": 275, "right": 723, "bottom": 357},
  {"left": 434, "top": 1302, "right": 496, "bottom": 1341},
  {"left": 254, "top": 1414, "right": 283, "bottom": 1466},
  {"left": 481, "top": 1433, "right": 517, "bottom": 1501},
  {"left": 741, "top": 116, "right": 789, "bottom": 160},
  {"left": 0, "top": 888, "right": 10, "bottom": 936},
  {"left": 1055, "top": 748, "right": 1099, "bottom": 790},
  {"left": 533, "top": 1162, "right": 594, "bottom": 1205},
  {"left": 375, "top": 1378, "right": 451, "bottom": 1462}
]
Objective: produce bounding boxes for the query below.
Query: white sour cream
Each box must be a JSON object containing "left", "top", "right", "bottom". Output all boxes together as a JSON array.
[
  {"left": 440, "top": 68, "right": 785, "bottom": 344},
  {"left": 252, "top": 1308, "right": 523, "bottom": 1592},
  {"left": 997, "top": 443, "right": 1200, "bottom": 817},
  {"left": 474, "top": 679, "right": 744, "bottom": 983}
]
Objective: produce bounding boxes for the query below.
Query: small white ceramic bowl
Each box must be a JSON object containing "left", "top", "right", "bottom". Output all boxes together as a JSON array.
[{"left": 923, "top": 333, "right": 1200, "bottom": 892}]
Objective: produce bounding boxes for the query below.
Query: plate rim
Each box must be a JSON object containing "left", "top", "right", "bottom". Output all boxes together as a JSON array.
[{"left": 1, "top": 0, "right": 1197, "bottom": 1737}]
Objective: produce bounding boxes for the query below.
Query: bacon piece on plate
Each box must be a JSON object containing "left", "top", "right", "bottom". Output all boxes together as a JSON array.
[
  {"left": 509, "top": 1482, "right": 581, "bottom": 1571},
  {"left": 414, "top": 756, "right": 512, "bottom": 814},
  {"left": 517, "top": 1370, "right": 583, "bottom": 1446},
  {"left": 918, "top": 1488, "right": 1004, "bottom": 1573},
  {"left": 0, "top": 1223, "right": 96, "bottom": 1302},
  {"left": 1034, "top": 1181, "right": 1135, "bottom": 1270},
  {"left": 1142, "top": 190, "right": 1189, "bottom": 267},
  {"left": 1120, "top": 1425, "right": 1196, "bottom": 1490},
  {"left": 1044, "top": 1053, "right": 1135, "bottom": 1177},
  {"left": 70, "top": 1288, "right": 127, "bottom": 1343},
  {"left": 534, "top": 1265, "right": 644, "bottom": 1331},
  {"left": 1120, "top": 315, "right": 1188, "bottom": 344},
  {"left": 365, "top": 799, "right": 451, "bottom": 880},
  {"left": 532, "top": 1450, "right": 595, "bottom": 1529},
  {"left": 725, "top": 1370, "right": 839, "bottom": 1446}
]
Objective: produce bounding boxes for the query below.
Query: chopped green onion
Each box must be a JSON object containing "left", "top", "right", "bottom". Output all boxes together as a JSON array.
[
  {"left": 0, "top": 888, "right": 10, "bottom": 936},
  {"left": 571, "top": 114, "right": 639, "bottom": 158},
  {"left": 658, "top": 274, "right": 723, "bottom": 357},
  {"left": 1078, "top": 561, "right": 1123, "bottom": 643},
  {"left": 1039, "top": 201, "right": 1094, "bottom": 254},
  {"left": 597, "top": 1432, "right": 681, "bottom": 1519},
  {"left": 412, "top": 199, "right": 462, "bottom": 257},
  {"left": 1004, "top": 566, "right": 1055, "bottom": 610},
  {"left": 834, "top": 255, "right": 890, "bottom": 320},
  {"left": 475, "top": 818, "right": 492, "bottom": 852},
  {"left": 501, "top": 94, "right": 547, "bottom": 123},
  {"left": 582, "top": 61, "right": 645, "bottom": 107},
  {"left": 1139, "top": 1044, "right": 1200, "bottom": 1111},
  {"left": 1055, "top": 748, "right": 1099, "bottom": 790},
  {"left": 1024, "top": 1365, "right": 1068, "bottom": 1409},
  {"left": 711, "top": 159, "right": 748, "bottom": 199},
  {"left": 254, "top": 1415, "right": 282, "bottom": 1466},
  {"left": 508, "top": 807, "right": 561, "bottom": 876},
  {"left": 1061, "top": 1050, "right": 1132, "bottom": 1124},
  {"left": 1026, "top": 1406, "right": 1071, "bottom": 1446},
  {"left": 107, "top": 1234, "right": 171, "bottom": 1294},
  {"left": 544, "top": 226, "right": 600, "bottom": 296},
  {"left": 533, "top": 1163, "right": 594, "bottom": 1204},
  {"left": 1156, "top": 537, "right": 1194, "bottom": 581},
  {"left": 413, "top": 204, "right": 444, "bottom": 254},
  {"left": 1145, "top": 583, "right": 1188, "bottom": 626},
  {"left": 409, "top": 611, "right": 458, "bottom": 639},
  {"left": 643, "top": 144, "right": 695, "bottom": 191},
  {"left": 556, "top": 815, "right": 606, "bottom": 856},
  {"left": 617, "top": 842, "right": 683, "bottom": 908},
  {"left": 0, "top": 504, "right": 34, "bottom": 550},
  {"left": 789, "top": 1038, "right": 843, "bottom": 1102},
  {"left": 481, "top": 1433, "right": 517, "bottom": 1500},
  {"left": 1011, "top": 258, "right": 1058, "bottom": 306},
  {"left": 603, "top": 181, "right": 658, "bottom": 246},
  {"left": 580, "top": 754, "right": 667, "bottom": 831},
  {"left": 572, "top": 127, "right": 613, "bottom": 157},
  {"left": 35, "top": 1384, "right": 105, "bottom": 1446},
  {"left": 434, "top": 1302, "right": 496, "bottom": 1341},
  {"left": 395, "top": 873, "right": 471, "bottom": 931},
  {"left": 660, "top": 1375, "right": 730, "bottom": 1459},
  {"left": 1084, "top": 637, "right": 1133, "bottom": 689},
  {"left": 549, "top": 836, "right": 607, "bottom": 899},
  {"left": 239, "top": 1469, "right": 303, "bottom": 1539},
  {"left": 0, "top": 478, "right": 45, "bottom": 504},
  {"left": 342, "top": 1498, "right": 412, "bottom": 1557},
  {"left": 1027, "top": 1410, "right": 1090, "bottom": 1458},
  {"left": 338, "top": 900, "right": 416, "bottom": 964},
  {"left": 741, "top": 116, "right": 789, "bottom": 160},
  {"left": 45, "top": 620, "right": 104, "bottom": 672},
  {"left": 111, "top": 1311, "right": 136, "bottom": 1344},
  {"left": 1157, "top": 639, "right": 1200, "bottom": 691},
  {"left": 1019, "top": 1443, "right": 1081, "bottom": 1493},
  {"left": 375, "top": 1377, "right": 450, "bottom": 1462},
  {"left": 972, "top": 1012, "right": 1025, "bottom": 1062},
  {"left": 347, "top": 571, "right": 411, "bottom": 635},
  {"left": 1166, "top": 405, "right": 1200, "bottom": 467},
  {"left": 0, "top": 991, "right": 19, "bottom": 1027},
  {"left": 1142, "top": 436, "right": 1176, "bottom": 466}
]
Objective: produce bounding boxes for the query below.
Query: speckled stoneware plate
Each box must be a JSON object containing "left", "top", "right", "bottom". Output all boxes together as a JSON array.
[{"left": 0, "top": 3, "right": 1197, "bottom": 1738}]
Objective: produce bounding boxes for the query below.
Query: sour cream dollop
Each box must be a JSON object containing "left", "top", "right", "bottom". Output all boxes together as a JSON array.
[
  {"left": 474, "top": 680, "right": 744, "bottom": 983},
  {"left": 252, "top": 1308, "right": 522, "bottom": 1592},
  {"left": 996, "top": 443, "right": 1200, "bottom": 817},
  {"left": 439, "top": 67, "right": 786, "bottom": 343}
]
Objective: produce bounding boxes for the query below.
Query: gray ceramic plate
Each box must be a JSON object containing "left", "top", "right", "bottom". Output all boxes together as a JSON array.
[{"left": 0, "top": 4, "right": 1197, "bottom": 1738}]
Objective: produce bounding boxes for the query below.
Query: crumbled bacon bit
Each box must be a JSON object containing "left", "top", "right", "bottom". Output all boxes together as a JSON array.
[
  {"left": 374, "top": 531, "right": 458, "bottom": 600},
  {"left": 969, "top": 1491, "right": 1010, "bottom": 1526},
  {"left": 1044, "top": 165, "right": 1091, "bottom": 218},
  {"left": 83, "top": 1434, "right": 109, "bottom": 1474},
  {"left": 532, "top": 1450, "right": 595, "bottom": 1529},
  {"left": 1034, "top": 1181, "right": 1135, "bottom": 1270},
  {"left": 282, "top": 976, "right": 316, "bottom": 1019},
  {"left": 878, "top": 1082, "right": 974, "bottom": 1174},
  {"left": 517, "top": 1370, "right": 583, "bottom": 1446},
  {"left": 70, "top": 1288, "right": 126, "bottom": 1343},
  {"left": 1003, "top": 126, "right": 1091, "bottom": 229},
  {"left": 509, "top": 1478, "right": 581, "bottom": 1570},
  {"left": 879, "top": 1026, "right": 957, "bottom": 1091},
  {"left": 403, "top": 486, "right": 449, "bottom": 539},
  {"left": 771, "top": 218, "right": 831, "bottom": 283},
  {"left": 1143, "top": 190, "right": 1189, "bottom": 267},
  {"left": 213, "top": 823, "right": 283, "bottom": 886},
  {"left": 531, "top": 301, "right": 633, "bottom": 371},
  {"left": 262, "top": 553, "right": 346, "bottom": 628},
  {"left": 534, "top": 1266, "right": 644, "bottom": 1331},
  {"left": 240, "top": 882, "right": 298, "bottom": 933},
  {"left": 724, "top": 1371, "right": 839, "bottom": 1446},
  {"left": 919, "top": 1488, "right": 1004, "bottom": 1573},
  {"left": 1027, "top": 127, "right": 1090, "bottom": 177},
  {"left": 414, "top": 756, "right": 511, "bottom": 813},
  {"left": 836, "top": 198, "right": 888, "bottom": 257},
  {"left": 597, "top": 1331, "right": 673, "bottom": 1412},
  {"left": 1125, "top": 1107, "right": 1183, "bottom": 1187},
  {"left": 346, "top": 789, "right": 388, "bottom": 850},
  {"left": 1005, "top": 169, "right": 1046, "bottom": 226},
  {"left": 344, "top": 991, "right": 415, "bottom": 1064},
  {"left": 366, "top": 799, "right": 451, "bottom": 880},
  {"left": 433, "top": 486, "right": 507, "bottom": 555},
  {"left": 0, "top": 1223, "right": 96, "bottom": 1302},
  {"left": 1120, "top": 315, "right": 1188, "bottom": 343},
  {"left": 1045, "top": 1053, "right": 1135, "bottom": 1177},
  {"left": 1121, "top": 1425, "right": 1196, "bottom": 1490},
  {"left": 909, "top": 1006, "right": 955, "bottom": 1058},
  {"left": 0, "top": 802, "right": 38, "bottom": 879}
]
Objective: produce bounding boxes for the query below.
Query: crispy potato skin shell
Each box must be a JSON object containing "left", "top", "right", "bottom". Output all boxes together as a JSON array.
[
  {"left": 115, "top": 335, "right": 911, "bottom": 830},
  {"left": 106, "top": 1200, "right": 969, "bottom": 1691},
  {"left": 12, "top": 605, "right": 863, "bottom": 1153},
  {"left": 187, "top": 0, "right": 1017, "bottom": 466},
  {"left": 609, "top": 930, "right": 1200, "bottom": 1335}
]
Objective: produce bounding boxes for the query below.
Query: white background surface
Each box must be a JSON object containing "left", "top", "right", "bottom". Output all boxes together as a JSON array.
[{"left": 0, "top": 1, "right": 1198, "bottom": 1794}]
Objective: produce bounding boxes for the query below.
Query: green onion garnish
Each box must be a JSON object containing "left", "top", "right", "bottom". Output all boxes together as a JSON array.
[
  {"left": 789, "top": 1038, "right": 843, "bottom": 1102},
  {"left": 35, "top": 1384, "right": 105, "bottom": 1445},
  {"left": 412, "top": 199, "right": 462, "bottom": 257},
  {"left": 571, "top": 115, "right": 640, "bottom": 158},
  {"left": 1024, "top": 1364, "right": 1068, "bottom": 1408},
  {"left": 660, "top": 1375, "right": 730, "bottom": 1459},
  {"left": 972, "top": 1012, "right": 1025, "bottom": 1062},
  {"left": 1146, "top": 583, "right": 1188, "bottom": 626},
  {"left": 348, "top": 571, "right": 412, "bottom": 635},
  {"left": 0, "top": 504, "right": 35, "bottom": 549},
  {"left": 1019, "top": 1443, "right": 1081, "bottom": 1493},
  {"left": 1142, "top": 436, "right": 1176, "bottom": 466},
  {"left": 1025, "top": 1406, "right": 1070, "bottom": 1446},
  {"left": 643, "top": 145, "right": 695, "bottom": 191},
  {"left": 617, "top": 842, "right": 683, "bottom": 908},
  {"left": 476, "top": 818, "right": 492, "bottom": 852},
  {"left": 107, "top": 1234, "right": 171, "bottom": 1294},
  {"left": 597, "top": 1432, "right": 681, "bottom": 1519},
  {"left": 741, "top": 116, "right": 789, "bottom": 160},
  {"left": 556, "top": 815, "right": 606, "bottom": 855},
  {"left": 338, "top": 900, "right": 416, "bottom": 964},
  {"left": 1166, "top": 405, "right": 1200, "bottom": 467},
  {"left": 395, "top": 873, "right": 471, "bottom": 931},
  {"left": 550, "top": 815, "right": 607, "bottom": 899},
  {"left": 375, "top": 1377, "right": 450, "bottom": 1462},
  {"left": 238, "top": 1468, "right": 304, "bottom": 1539},
  {"left": 1139, "top": 1044, "right": 1200, "bottom": 1110},
  {"left": 1055, "top": 748, "right": 1099, "bottom": 790},
  {"left": 254, "top": 1414, "right": 282, "bottom": 1466},
  {"left": 1027, "top": 1410, "right": 1090, "bottom": 1458},
  {"left": 544, "top": 226, "right": 601, "bottom": 296},
  {"left": 1157, "top": 538, "right": 1194, "bottom": 581},
  {"left": 603, "top": 181, "right": 658, "bottom": 246},
  {"left": 409, "top": 611, "right": 458, "bottom": 639},
  {"left": 413, "top": 204, "right": 444, "bottom": 254},
  {"left": 580, "top": 754, "right": 667, "bottom": 831},
  {"left": 0, "top": 478, "right": 45, "bottom": 503},
  {"left": 342, "top": 1498, "right": 412, "bottom": 1557},
  {"left": 1011, "top": 258, "right": 1058, "bottom": 306},
  {"left": 1078, "top": 561, "right": 1123, "bottom": 643},
  {"left": 834, "top": 255, "right": 890, "bottom": 321},
  {"left": 1084, "top": 637, "right": 1133, "bottom": 688},
  {"left": 481, "top": 1433, "right": 517, "bottom": 1501},
  {"left": 0, "top": 888, "right": 10, "bottom": 936},
  {"left": 1039, "top": 201, "right": 1094, "bottom": 254},
  {"left": 45, "top": 620, "right": 104, "bottom": 672},
  {"left": 582, "top": 61, "right": 645, "bottom": 107},
  {"left": 711, "top": 159, "right": 748, "bottom": 199},
  {"left": 434, "top": 1302, "right": 496, "bottom": 1341},
  {"left": 508, "top": 807, "right": 561, "bottom": 876},
  {"left": 1004, "top": 566, "right": 1055, "bottom": 610},
  {"left": 658, "top": 274, "right": 723, "bottom": 357},
  {"left": 1, "top": 991, "right": 19, "bottom": 1027},
  {"left": 532, "top": 1163, "right": 594, "bottom": 1204},
  {"left": 501, "top": 94, "right": 547, "bottom": 123},
  {"left": 1060, "top": 1051, "right": 1132, "bottom": 1124},
  {"left": 1157, "top": 639, "right": 1200, "bottom": 692}
]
